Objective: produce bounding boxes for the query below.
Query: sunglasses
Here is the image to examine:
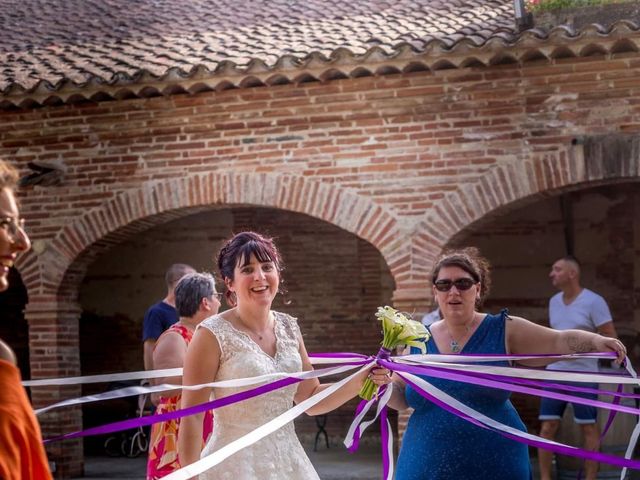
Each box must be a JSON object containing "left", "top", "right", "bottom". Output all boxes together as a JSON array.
[{"left": 433, "top": 278, "right": 477, "bottom": 292}]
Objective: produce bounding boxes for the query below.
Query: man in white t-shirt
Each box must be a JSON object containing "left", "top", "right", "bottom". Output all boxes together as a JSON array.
[{"left": 537, "top": 256, "right": 618, "bottom": 480}]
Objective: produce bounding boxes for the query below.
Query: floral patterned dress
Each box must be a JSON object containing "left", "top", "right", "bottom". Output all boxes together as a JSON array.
[{"left": 147, "top": 324, "right": 214, "bottom": 480}]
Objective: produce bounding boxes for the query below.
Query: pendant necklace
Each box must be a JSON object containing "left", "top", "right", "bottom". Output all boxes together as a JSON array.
[
  {"left": 237, "top": 311, "right": 271, "bottom": 341},
  {"left": 446, "top": 315, "right": 476, "bottom": 353}
]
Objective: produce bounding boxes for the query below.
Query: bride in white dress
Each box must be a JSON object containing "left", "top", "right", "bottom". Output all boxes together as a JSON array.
[{"left": 178, "top": 231, "right": 371, "bottom": 479}]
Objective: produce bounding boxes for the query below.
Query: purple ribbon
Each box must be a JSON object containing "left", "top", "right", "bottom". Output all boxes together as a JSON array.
[
  {"left": 466, "top": 372, "right": 639, "bottom": 399},
  {"left": 346, "top": 398, "right": 370, "bottom": 453},
  {"left": 309, "top": 352, "right": 370, "bottom": 359},
  {"left": 45, "top": 376, "right": 304, "bottom": 443},
  {"left": 44, "top": 356, "right": 369, "bottom": 443},
  {"left": 378, "top": 360, "right": 640, "bottom": 416},
  {"left": 381, "top": 403, "right": 390, "bottom": 480},
  {"left": 399, "top": 372, "right": 640, "bottom": 470},
  {"left": 431, "top": 364, "right": 631, "bottom": 444},
  {"left": 427, "top": 352, "right": 618, "bottom": 360},
  {"left": 376, "top": 347, "right": 392, "bottom": 360},
  {"left": 43, "top": 349, "right": 640, "bottom": 475}
]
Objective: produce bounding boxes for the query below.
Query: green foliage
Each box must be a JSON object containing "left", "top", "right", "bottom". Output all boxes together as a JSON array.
[{"left": 526, "top": 0, "right": 633, "bottom": 13}]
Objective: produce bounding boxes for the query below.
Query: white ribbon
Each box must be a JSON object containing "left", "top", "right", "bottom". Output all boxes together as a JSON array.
[
  {"left": 22, "top": 367, "right": 183, "bottom": 387},
  {"left": 22, "top": 353, "right": 618, "bottom": 388},
  {"left": 23, "top": 356, "right": 359, "bottom": 388},
  {"left": 400, "top": 352, "right": 619, "bottom": 364},
  {"left": 399, "top": 358, "right": 640, "bottom": 384},
  {"left": 343, "top": 396, "right": 377, "bottom": 450},
  {"left": 35, "top": 364, "right": 361, "bottom": 415},
  {"left": 309, "top": 356, "right": 369, "bottom": 364},
  {"left": 27, "top": 351, "right": 639, "bottom": 480},
  {"left": 162, "top": 361, "right": 375, "bottom": 480},
  {"left": 382, "top": 414, "right": 394, "bottom": 480},
  {"left": 398, "top": 369, "right": 640, "bottom": 480},
  {"left": 619, "top": 360, "right": 639, "bottom": 480},
  {"left": 343, "top": 385, "right": 393, "bottom": 450},
  {"left": 398, "top": 371, "right": 575, "bottom": 449}
]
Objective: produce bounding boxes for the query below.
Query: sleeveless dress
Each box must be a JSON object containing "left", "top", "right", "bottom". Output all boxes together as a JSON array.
[
  {"left": 147, "top": 324, "right": 214, "bottom": 479},
  {"left": 197, "top": 311, "right": 320, "bottom": 480},
  {"left": 396, "top": 310, "right": 532, "bottom": 480}
]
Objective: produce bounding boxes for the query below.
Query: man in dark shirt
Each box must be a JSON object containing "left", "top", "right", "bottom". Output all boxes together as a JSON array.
[{"left": 142, "top": 263, "right": 195, "bottom": 371}]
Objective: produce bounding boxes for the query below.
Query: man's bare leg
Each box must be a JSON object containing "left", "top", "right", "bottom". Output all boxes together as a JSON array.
[
  {"left": 581, "top": 422, "right": 600, "bottom": 480},
  {"left": 539, "top": 420, "right": 560, "bottom": 480}
]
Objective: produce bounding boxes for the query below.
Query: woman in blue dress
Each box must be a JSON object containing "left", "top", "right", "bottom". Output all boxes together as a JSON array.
[{"left": 370, "top": 248, "right": 626, "bottom": 480}]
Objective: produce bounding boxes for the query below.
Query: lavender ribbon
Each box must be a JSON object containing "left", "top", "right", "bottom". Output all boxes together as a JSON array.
[
  {"left": 399, "top": 372, "right": 640, "bottom": 470},
  {"left": 378, "top": 360, "right": 640, "bottom": 416},
  {"left": 44, "top": 361, "right": 368, "bottom": 443},
  {"left": 381, "top": 404, "right": 391, "bottom": 480},
  {"left": 376, "top": 347, "right": 392, "bottom": 360},
  {"left": 310, "top": 352, "right": 369, "bottom": 359},
  {"left": 43, "top": 349, "right": 640, "bottom": 477},
  {"left": 346, "top": 398, "right": 371, "bottom": 453},
  {"left": 45, "top": 376, "right": 303, "bottom": 443}
]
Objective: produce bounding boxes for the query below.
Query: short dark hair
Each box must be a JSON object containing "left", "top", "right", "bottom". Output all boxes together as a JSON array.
[
  {"left": 165, "top": 263, "right": 195, "bottom": 289},
  {"left": 217, "top": 231, "right": 283, "bottom": 305},
  {"left": 431, "top": 247, "right": 491, "bottom": 308},
  {"left": 174, "top": 272, "right": 216, "bottom": 317}
]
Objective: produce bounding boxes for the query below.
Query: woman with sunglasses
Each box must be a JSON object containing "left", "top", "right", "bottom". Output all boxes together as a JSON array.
[{"left": 375, "top": 247, "right": 626, "bottom": 480}]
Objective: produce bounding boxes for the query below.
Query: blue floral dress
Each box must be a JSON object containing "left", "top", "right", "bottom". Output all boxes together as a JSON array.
[{"left": 395, "top": 310, "right": 532, "bottom": 480}]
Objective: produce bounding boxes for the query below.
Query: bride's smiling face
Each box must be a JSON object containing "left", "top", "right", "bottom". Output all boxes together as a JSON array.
[{"left": 227, "top": 253, "right": 280, "bottom": 308}]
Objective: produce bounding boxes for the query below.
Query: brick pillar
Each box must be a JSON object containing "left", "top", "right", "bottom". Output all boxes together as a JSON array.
[{"left": 25, "top": 297, "right": 83, "bottom": 478}]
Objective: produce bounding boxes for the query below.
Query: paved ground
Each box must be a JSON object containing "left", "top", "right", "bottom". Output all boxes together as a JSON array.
[
  {"left": 74, "top": 445, "right": 382, "bottom": 480},
  {"left": 73, "top": 447, "right": 639, "bottom": 480}
]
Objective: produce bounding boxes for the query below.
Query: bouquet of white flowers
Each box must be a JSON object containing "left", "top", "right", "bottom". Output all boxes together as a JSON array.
[{"left": 359, "top": 306, "right": 430, "bottom": 400}]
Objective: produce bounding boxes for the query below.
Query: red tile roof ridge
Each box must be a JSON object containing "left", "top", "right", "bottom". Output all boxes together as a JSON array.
[{"left": 0, "top": 0, "right": 639, "bottom": 107}]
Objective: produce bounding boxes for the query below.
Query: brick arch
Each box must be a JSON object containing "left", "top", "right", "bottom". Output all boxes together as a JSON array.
[
  {"left": 414, "top": 150, "right": 640, "bottom": 265},
  {"left": 19, "top": 171, "right": 407, "bottom": 297}
]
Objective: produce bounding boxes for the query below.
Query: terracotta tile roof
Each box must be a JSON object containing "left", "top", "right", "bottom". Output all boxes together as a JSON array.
[
  {"left": 0, "top": 0, "right": 516, "bottom": 93},
  {"left": 0, "top": 0, "right": 638, "bottom": 102}
]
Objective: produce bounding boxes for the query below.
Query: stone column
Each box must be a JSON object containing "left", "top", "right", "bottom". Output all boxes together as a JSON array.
[{"left": 26, "top": 297, "right": 84, "bottom": 478}]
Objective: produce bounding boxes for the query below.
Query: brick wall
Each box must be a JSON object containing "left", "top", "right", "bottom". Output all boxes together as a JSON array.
[{"left": 2, "top": 51, "right": 640, "bottom": 474}]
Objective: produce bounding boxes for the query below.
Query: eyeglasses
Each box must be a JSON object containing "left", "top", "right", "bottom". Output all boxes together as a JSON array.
[
  {"left": 211, "top": 292, "right": 223, "bottom": 301},
  {"left": 433, "top": 278, "right": 477, "bottom": 292},
  {"left": 0, "top": 217, "right": 25, "bottom": 240}
]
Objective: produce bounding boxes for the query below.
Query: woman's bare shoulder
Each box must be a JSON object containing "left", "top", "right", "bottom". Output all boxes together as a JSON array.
[{"left": 0, "top": 339, "right": 16, "bottom": 364}]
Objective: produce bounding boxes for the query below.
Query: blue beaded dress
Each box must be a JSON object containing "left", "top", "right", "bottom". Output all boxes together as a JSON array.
[{"left": 396, "top": 310, "right": 532, "bottom": 480}]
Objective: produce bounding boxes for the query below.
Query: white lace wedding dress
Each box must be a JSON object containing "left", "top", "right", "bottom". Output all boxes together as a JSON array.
[{"left": 197, "top": 311, "right": 320, "bottom": 480}]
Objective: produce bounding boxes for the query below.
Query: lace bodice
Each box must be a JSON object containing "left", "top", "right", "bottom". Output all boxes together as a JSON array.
[{"left": 197, "top": 311, "right": 319, "bottom": 480}]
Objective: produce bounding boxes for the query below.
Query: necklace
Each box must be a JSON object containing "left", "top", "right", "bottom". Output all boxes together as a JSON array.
[
  {"left": 236, "top": 311, "right": 272, "bottom": 341},
  {"left": 445, "top": 315, "right": 476, "bottom": 353}
]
